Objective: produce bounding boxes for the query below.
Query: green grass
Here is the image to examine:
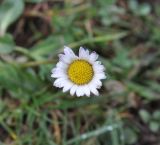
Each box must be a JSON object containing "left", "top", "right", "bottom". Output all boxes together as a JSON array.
[{"left": 0, "top": 0, "right": 160, "bottom": 145}]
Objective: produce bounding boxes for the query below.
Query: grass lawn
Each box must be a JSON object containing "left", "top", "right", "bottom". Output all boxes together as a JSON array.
[{"left": 0, "top": 0, "right": 160, "bottom": 145}]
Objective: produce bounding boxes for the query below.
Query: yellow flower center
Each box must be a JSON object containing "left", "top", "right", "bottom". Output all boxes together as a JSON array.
[{"left": 67, "top": 59, "right": 94, "bottom": 85}]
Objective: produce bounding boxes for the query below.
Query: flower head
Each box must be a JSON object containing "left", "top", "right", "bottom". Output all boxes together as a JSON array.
[{"left": 51, "top": 46, "right": 106, "bottom": 97}]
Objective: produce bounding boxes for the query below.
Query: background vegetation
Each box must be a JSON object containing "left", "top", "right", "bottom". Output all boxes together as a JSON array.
[{"left": 0, "top": 0, "right": 160, "bottom": 145}]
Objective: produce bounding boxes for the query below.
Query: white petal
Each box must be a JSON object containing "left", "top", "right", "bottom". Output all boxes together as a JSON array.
[
  {"left": 89, "top": 84, "right": 99, "bottom": 96},
  {"left": 76, "top": 87, "right": 85, "bottom": 97},
  {"left": 95, "top": 61, "right": 101, "bottom": 65},
  {"left": 93, "top": 79, "right": 102, "bottom": 88},
  {"left": 96, "top": 73, "right": 106, "bottom": 80},
  {"left": 51, "top": 72, "right": 64, "bottom": 78},
  {"left": 51, "top": 67, "right": 64, "bottom": 74},
  {"left": 79, "top": 47, "right": 89, "bottom": 59},
  {"left": 56, "top": 61, "right": 68, "bottom": 69},
  {"left": 70, "top": 85, "right": 78, "bottom": 96},
  {"left": 54, "top": 78, "right": 66, "bottom": 88},
  {"left": 85, "top": 49, "right": 90, "bottom": 56},
  {"left": 88, "top": 77, "right": 102, "bottom": 90},
  {"left": 93, "top": 64, "right": 105, "bottom": 73},
  {"left": 51, "top": 71, "right": 64, "bottom": 78},
  {"left": 51, "top": 67, "right": 67, "bottom": 78},
  {"left": 51, "top": 68, "right": 57, "bottom": 73},
  {"left": 59, "top": 54, "right": 73, "bottom": 64},
  {"left": 89, "top": 51, "right": 98, "bottom": 62},
  {"left": 64, "top": 46, "right": 76, "bottom": 57},
  {"left": 62, "top": 80, "right": 73, "bottom": 92},
  {"left": 96, "top": 80, "right": 102, "bottom": 88},
  {"left": 79, "top": 47, "right": 85, "bottom": 57},
  {"left": 83, "top": 85, "right": 90, "bottom": 97}
]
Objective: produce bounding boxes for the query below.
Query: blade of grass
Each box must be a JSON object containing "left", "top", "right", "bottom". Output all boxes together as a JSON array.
[
  {"left": 66, "top": 124, "right": 118, "bottom": 145},
  {"left": 0, "top": 120, "right": 18, "bottom": 141},
  {"left": 69, "top": 32, "right": 128, "bottom": 48},
  {"left": 127, "top": 82, "right": 159, "bottom": 100}
]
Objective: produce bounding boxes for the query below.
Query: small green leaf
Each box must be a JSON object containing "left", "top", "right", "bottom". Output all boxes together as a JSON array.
[
  {"left": 149, "top": 121, "right": 160, "bottom": 132},
  {"left": 139, "top": 109, "right": 151, "bottom": 123},
  {"left": 112, "top": 49, "right": 133, "bottom": 69},
  {"left": 129, "top": 0, "right": 151, "bottom": 16},
  {"left": 124, "top": 127, "right": 138, "bottom": 144},
  {"left": 128, "top": 0, "right": 138, "bottom": 12},
  {"left": 139, "top": 3, "right": 151, "bottom": 16},
  {"left": 0, "top": 0, "right": 24, "bottom": 35},
  {"left": 0, "top": 34, "right": 15, "bottom": 54},
  {"left": 153, "top": 111, "right": 160, "bottom": 120},
  {"left": 128, "top": 82, "right": 159, "bottom": 100}
]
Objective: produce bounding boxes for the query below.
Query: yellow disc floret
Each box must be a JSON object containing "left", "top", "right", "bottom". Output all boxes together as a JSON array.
[{"left": 67, "top": 59, "right": 94, "bottom": 85}]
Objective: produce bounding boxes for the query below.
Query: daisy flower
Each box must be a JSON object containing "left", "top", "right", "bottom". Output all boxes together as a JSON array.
[{"left": 51, "top": 46, "right": 106, "bottom": 97}]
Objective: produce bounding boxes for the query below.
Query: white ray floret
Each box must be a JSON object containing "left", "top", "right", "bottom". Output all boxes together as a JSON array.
[{"left": 51, "top": 46, "right": 106, "bottom": 97}]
